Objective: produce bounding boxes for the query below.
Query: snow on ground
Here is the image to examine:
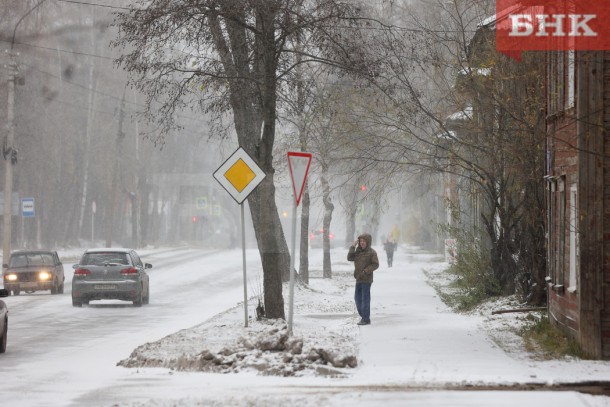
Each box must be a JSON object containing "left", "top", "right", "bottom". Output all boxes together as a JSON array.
[
  {"left": 117, "top": 246, "right": 525, "bottom": 379},
  {"left": 106, "top": 244, "right": 610, "bottom": 407},
  {"left": 117, "top": 250, "right": 360, "bottom": 377},
  {"left": 8, "top": 243, "right": 600, "bottom": 406}
]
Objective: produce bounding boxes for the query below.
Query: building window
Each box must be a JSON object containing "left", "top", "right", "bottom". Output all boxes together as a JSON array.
[
  {"left": 568, "top": 185, "right": 578, "bottom": 290},
  {"left": 547, "top": 51, "right": 574, "bottom": 115},
  {"left": 557, "top": 176, "right": 566, "bottom": 287},
  {"left": 546, "top": 178, "right": 556, "bottom": 281},
  {"left": 567, "top": 51, "right": 575, "bottom": 109}
]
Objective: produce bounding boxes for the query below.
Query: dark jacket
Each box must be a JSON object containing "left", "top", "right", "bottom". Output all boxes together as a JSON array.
[
  {"left": 347, "top": 233, "right": 379, "bottom": 283},
  {"left": 384, "top": 240, "right": 396, "bottom": 254}
]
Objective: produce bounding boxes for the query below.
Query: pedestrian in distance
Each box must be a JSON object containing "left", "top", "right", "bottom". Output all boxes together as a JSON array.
[
  {"left": 347, "top": 233, "right": 379, "bottom": 325},
  {"left": 383, "top": 235, "right": 397, "bottom": 267}
]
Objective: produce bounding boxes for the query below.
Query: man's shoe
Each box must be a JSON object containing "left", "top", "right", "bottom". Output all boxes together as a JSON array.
[{"left": 357, "top": 320, "right": 370, "bottom": 325}]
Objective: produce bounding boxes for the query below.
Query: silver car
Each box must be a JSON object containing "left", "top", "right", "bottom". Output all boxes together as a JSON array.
[{"left": 71, "top": 248, "right": 151, "bottom": 307}]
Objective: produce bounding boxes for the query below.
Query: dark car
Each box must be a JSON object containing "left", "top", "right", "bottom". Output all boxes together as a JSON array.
[
  {"left": 2, "top": 251, "right": 65, "bottom": 295},
  {"left": 0, "top": 288, "right": 8, "bottom": 353},
  {"left": 71, "top": 248, "right": 151, "bottom": 307}
]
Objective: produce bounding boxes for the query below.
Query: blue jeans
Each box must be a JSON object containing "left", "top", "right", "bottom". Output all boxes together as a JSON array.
[{"left": 355, "top": 282, "right": 372, "bottom": 322}]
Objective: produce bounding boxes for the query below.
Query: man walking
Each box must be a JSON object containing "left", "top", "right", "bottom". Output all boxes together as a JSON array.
[
  {"left": 383, "top": 235, "right": 397, "bottom": 267},
  {"left": 347, "top": 233, "right": 379, "bottom": 325}
]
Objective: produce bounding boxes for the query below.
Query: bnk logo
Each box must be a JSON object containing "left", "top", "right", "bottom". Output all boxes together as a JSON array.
[
  {"left": 509, "top": 14, "right": 596, "bottom": 37},
  {"left": 496, "top": 1, "right": 610, "bottom": 52}
]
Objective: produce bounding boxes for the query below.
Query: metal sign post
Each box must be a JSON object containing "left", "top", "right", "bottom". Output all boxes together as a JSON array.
[
  {"left": 241, "top": 203, "right": 248, "bottom": 326},
  {"left": 287, "top": 151, "right": 313, "bottom": 334},
  {"left": 213, "top": 147, "right": 266, "bottom": 327}
]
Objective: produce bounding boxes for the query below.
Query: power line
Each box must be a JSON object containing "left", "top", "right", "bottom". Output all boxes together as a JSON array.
[
  {"left": 20, "top": 60, "right": 213, "bottom": 124},
  {"left": 56, "top": 0, "right": 132, "bottom": 11},
  {"left": 0, "top": 38, "right": 116, "bottom": 61}
]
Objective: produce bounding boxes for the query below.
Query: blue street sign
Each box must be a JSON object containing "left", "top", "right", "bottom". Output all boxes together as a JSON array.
[{"left": 22, "top": 198, "right": 35, "bottom": 218}]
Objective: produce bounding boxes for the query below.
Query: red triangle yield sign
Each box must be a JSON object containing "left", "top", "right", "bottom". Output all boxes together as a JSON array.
[{"left": 287, "top": 151, "right": 312, "bottom": 206}]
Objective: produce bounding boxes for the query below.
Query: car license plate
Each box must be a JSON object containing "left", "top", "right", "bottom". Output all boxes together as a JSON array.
[
  {"left": 94, "top": 284, "right": 117, "bottom": 290},
  {"left": 20, "top": 282, "right": 38, "bottom": 288}
]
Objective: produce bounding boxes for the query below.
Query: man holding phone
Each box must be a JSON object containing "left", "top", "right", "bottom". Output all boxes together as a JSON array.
[{"left": 347, "top": 233, "right": 379, "bottom": 325}]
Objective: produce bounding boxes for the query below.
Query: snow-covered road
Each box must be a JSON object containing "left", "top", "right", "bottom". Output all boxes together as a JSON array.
[{"left": 0, "top": 247, "right": 263, "bottom": 406}]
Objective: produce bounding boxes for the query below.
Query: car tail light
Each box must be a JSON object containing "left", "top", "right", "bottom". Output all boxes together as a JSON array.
[
  {"left": 74, "top": 268, "right": 91, "bottom": 276},
  {"left": 120, "top": 267, "right": 138, "bottom": 275}
]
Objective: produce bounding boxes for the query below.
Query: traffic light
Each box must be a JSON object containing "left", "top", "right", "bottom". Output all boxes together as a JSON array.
[
  {"left": 360, "top": 184, "right": 366, "bottom": 192},
  {"left": 192, "top": 216, "right": 199, "bottom": 223}
]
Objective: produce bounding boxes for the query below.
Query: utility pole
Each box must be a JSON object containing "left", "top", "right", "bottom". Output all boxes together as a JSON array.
[
  {"left": 3, "top": 51, "right": 17, "bottom": 264},
  {"left": 3, "top": 0, "right": 48, "bottom": 265}
]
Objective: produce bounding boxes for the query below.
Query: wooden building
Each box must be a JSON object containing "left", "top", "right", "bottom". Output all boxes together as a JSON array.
[{"left": 545, "top": 51, "right": 610, "bottom": 359}]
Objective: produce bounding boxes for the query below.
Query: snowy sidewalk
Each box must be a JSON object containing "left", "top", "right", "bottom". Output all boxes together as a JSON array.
[{"left": 349, "top": 246, "right": 610, "bottom": 387}]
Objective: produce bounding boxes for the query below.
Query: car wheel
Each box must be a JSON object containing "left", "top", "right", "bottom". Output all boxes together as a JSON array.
[
  {"left": 143, "top": 284, "right": 149, "bottom": 305},
  {"left": 0, "top": 319, "right": 7, "bottom": 353},
  {"left": 72, "top": 298, "right": 82, "bottom": 307},
  {"left": 58, "top": 282, "right": 64, "bottom": 294},
  {"left": 50, "top": 282, "right": 57, "bottom": 295},
  {"left": 12, "top": 289, "right": 19, "bottom": 296},
  {"left": 133, "top": 290, "right": 143, "bottom": 307}
]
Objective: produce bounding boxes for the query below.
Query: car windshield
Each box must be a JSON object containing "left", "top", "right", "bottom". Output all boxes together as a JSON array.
[
  {"left": 81, "top": 252, "right": 129, "bottom": 266},
  {"left": 9, "top": 253, "right": 53, "bottom": 267}
]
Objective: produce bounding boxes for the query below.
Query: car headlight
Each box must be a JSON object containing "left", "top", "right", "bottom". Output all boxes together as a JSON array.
[
  {"left": 38, "top": 271, "right": 51, "bottom": 281},
  {"left": 5, "top": 274, "right": 17, "bottom": 282}
]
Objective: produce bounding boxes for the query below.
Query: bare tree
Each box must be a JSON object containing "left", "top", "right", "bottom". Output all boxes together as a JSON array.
[{"left": 344, "top": 0, "right": 547, "bottom": 302}]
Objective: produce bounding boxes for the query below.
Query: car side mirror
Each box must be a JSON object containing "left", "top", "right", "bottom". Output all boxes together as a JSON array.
[{"left": 145, "top": 263, "right": 152, "bottom": 269}]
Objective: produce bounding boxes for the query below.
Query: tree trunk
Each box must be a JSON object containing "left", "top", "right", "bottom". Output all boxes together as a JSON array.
[
  {"left": 210, "top": 2, "right": 289, "bottom": 318},
  {"left": 106, "top": 94, "right": 125, "bottom": 247},
  {"left": 299, "top": 184, "right": 310, "bottom": 284},
  {"left": 247, "top": 176, "right": 289, "bottom": 320},
  {"left": 138, "top": 175, "right": 149, "bottom": 246},
  {"left": 368, "top": 199, "right": 381, "bottom": 246},
  {"left": 345, "top": 206, "right": 357, "bottom": 248},
  {"left": 295, "top": 16, "right": 309, "bottom": 285},
  {"left": 77, "top": 20, "right": 100, "bottom": 241},
  {"left": 321, "top": 163, "right": 334, "bottom": 278}
]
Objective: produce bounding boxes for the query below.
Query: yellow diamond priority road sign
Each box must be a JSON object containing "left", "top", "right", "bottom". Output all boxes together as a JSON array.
[{"left": 213, "top": 147, "right": 266, "bottom": 204}]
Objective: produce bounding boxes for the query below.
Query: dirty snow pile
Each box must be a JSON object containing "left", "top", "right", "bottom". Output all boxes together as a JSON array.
[{"left": 118, "top": 260, "right": 360, "bottom": 377}]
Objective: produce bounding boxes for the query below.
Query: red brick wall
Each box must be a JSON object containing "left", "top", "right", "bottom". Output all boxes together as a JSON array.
[
  {"left": 547, "top": 113, "right": 579, "bottom": 340},
  {"left": 547, "top": 51, "right": 610, "bottom": 358},
  {"left": 602, "top": 51, "right": 610, "bottom": 357}
]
